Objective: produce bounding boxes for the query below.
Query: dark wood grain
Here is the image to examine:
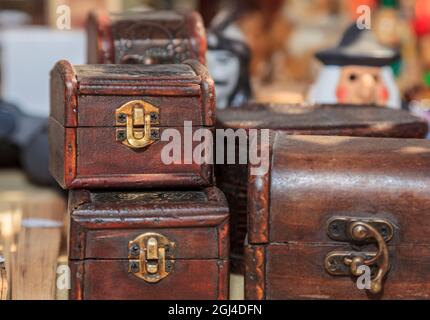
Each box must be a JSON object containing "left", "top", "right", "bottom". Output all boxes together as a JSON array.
[
  {"left": 264, "top": 243, "right": 430, "bottom": 300},
  {"left": 217, "top": 260, "right": 229, "bottom": 300},
  {"left": 77, "top": 95, "right": 203, "bottom": 127},
  {"left": 50, "top": 60, "right": 78, "bottom": 127},
  {"left": 217, "top": 103, "right": 429, "bottom": 137},
  {"left": 217, "top": 103, "right": 429, "bottom": 273},
  {"left": 244, "top": 244, "right": 265, "bottom": 300},
  {"left": 185, "top": 59, "right": 215, "bottom": 126},
  {"left": 218, "top": 219, "right": 230, "bottom": 260},
  {"left": 269, "top": 135, "right": 430, "bottom": 244},
  {"left": 69, "top": 187, "right": 229, "bottom": 300},
  {"left": 86, "top": 10, "right": 206, "bottom": 65},
  {"left": 48, "top": 118, "right": 77, "bottom": 188},
  {"left": 246, "top": 133, "right": 430, "bottom": 299},
  {"left": 248, "top": 133, "right": 274, "bottom": 245},
  {"left": 49, "top": 60, "right": 215, "bottom": 189},
  {"left": 48, "top": 118, "right": 66, "bottom": 188},
  {"left": 73, "top": 126, "right": 212, "bottom": 189},
  {"left": 73, "top": 228, "right": 220, "bottom": 260},
  {"left": 69, "top": 261, "right": 84, "bottom": 300},
  {"left": 72, "top": 259, "right": 222, "bottom": 300}
]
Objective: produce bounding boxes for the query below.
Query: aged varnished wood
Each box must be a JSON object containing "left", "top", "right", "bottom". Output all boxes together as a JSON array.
[
  {"left": 69, "top": 187, "right": 229, "bottom": 300},
  {"left": 87, "top": 10, "right": 206, "bottom": 65},
  {"left": 245, "top": 132, "right": 430, "bottom": 299},
  {"left": 244, "top": 245, "right": 265, "bottom": 300},
  {"left": 216, "top": 103, "right": 428, "bottom": 273},
  {"left": 217, "top": 103, "right": 428, "bottom": 137},
  {"left": 49, "top": 60, "right": 215, "bottom": 189},
  {"left": 70, "top": 260, "right": 228, "bottom": 300}
]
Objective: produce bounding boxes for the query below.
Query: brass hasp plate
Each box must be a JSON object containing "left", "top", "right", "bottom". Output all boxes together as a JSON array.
[
  {"left": 115, "top": 100, "right": 160, "bottom": 149},
  {"left": 128, "top": 232, "right": 175, "bottom": 283}
]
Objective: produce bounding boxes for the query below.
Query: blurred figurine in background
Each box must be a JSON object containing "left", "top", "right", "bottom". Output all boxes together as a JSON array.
[
  {"left": 405, "top": 0, "right": 430, "bottom": 137},
  {"left": 411, "top": 0, "right": 430, "bottom": 87},
  {"left": 373, "top": 0, "right": 421, "bottom": 95},
  {"left": 308, "top": 24, "right": 401, "bottom": 109},
  {"left": 206, "top": 9, "right": 252, "bottom": 109}
]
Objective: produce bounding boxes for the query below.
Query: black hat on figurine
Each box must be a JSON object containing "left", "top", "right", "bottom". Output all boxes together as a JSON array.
[
  {"left": 309, "top": 24, "right": 401, "bottom": 109},
  {"left": 315, "top": 24, "right": 400, "bottom": 67}
]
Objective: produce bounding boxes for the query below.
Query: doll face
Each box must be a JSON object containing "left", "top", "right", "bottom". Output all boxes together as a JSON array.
[
  {"left": 336, "top": 66, "right": 389, "bottom": 105},
  {"left": 206, "top": 49, "right": 240, "bottom": 108}
]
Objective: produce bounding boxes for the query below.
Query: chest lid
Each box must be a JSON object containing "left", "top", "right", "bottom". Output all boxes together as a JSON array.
[
  {"left": 50, "top": 59, "right": 214, "bottom": 127},
  {"left": 69, "top": 187, "right": 229, "bottom": 264},
  {"left": 109, "top": 10, "right": 204, "bottom": 44},
  {"left": 217, "top": 103, "right": 428, "bottom": 138},
  {"left": 69, "top": 187, "right": 227, "bottom": 222},
  {"left": 248, "top": 132, "right": 430, "bottom": 246},
  {"left": 87, "top": 10, "right": 206, "bottom": 65}
]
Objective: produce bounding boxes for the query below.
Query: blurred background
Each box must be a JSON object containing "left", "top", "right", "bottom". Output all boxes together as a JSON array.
[
  {"left": 2, "top": 0, "right": 430, "bottom": 181},
  {"left": 1, "top": 0, "right": 430, "bottom": 299}
]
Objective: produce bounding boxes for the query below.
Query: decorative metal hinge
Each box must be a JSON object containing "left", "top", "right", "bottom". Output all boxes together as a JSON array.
[
  {"left": 128, "top": 232, "right": 175, "bottom": 283},
  {"left": 326, "top": 216, "right": 393, "bottom": 242},
  {"left": 115, "top": 100, "right": 160, "bottom": 149}
]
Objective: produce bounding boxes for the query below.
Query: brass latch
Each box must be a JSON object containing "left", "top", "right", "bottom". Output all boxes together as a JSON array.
[
  {"left": 324, "top": 216, "right": 394, "bottom": 294},
  {"left": 115, "top": 100, "right": 160, "bottom": 149},
  {"left": 128, "top": 232, "right": 175, "bottom": 283}
]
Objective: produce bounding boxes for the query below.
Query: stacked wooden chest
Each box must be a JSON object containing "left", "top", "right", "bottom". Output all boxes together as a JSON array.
[{"left": 49, "top": 11, "right": 229, "bottom": 300}]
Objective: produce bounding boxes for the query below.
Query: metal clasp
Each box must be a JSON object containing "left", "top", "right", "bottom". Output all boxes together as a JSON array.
[
  {"left": 115, "top": 100, "right": 159, "bottom": 149},
  {"left": 324, "top": 217, "right": 393, "bottom": 294},
  {"left": 128, "top": 232, "right": 175, "bottom": 283}
]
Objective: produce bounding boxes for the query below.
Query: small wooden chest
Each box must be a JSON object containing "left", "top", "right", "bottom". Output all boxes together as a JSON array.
[
  {"left": 49, "top": 59, "right": 214, "bottom": 189},
  {"left": 87, "top": 10, "right": 206, "bottom": 65},
  {"left": 216, "top": 103, "right": 428, "bottom": 273},
  {"left": 69, "top": 187, "right": 229, "bottom": 300},
  {"left": 246, "top": 132, "right": 430, "bottom": 299}
]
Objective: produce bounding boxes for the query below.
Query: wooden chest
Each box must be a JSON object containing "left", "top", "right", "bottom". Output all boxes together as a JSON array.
[
  {"left": 245, "top": 132, "right": 430, "bottom": 299},
  {"left": 69, "top": 187, "right": 229, "bottom": 300},
  {"left": 216, "top": 103, "right": 428, "bottom": 273},
  {"left": 87, "top": 10, "right": 206, "bottom": 65},
  {"left": 49, "top": 59, "right": 214, "bottom": 189}
]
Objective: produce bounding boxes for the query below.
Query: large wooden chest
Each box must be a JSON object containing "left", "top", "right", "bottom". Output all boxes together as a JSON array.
[
  {"left": 245, "top": 132, "right": 430, "bottom": 299},
  {"left": 216, "top": 103, "right": 428, "bottom": 273},
  {"left": 49, "top": 59, "right": 214, "bottom": 189},
  {"left": 69, "top": 187, "right": 229, "bottom": 300},
  {"left": 87, "top": 10, "right": 206, "bottom": 65}
]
